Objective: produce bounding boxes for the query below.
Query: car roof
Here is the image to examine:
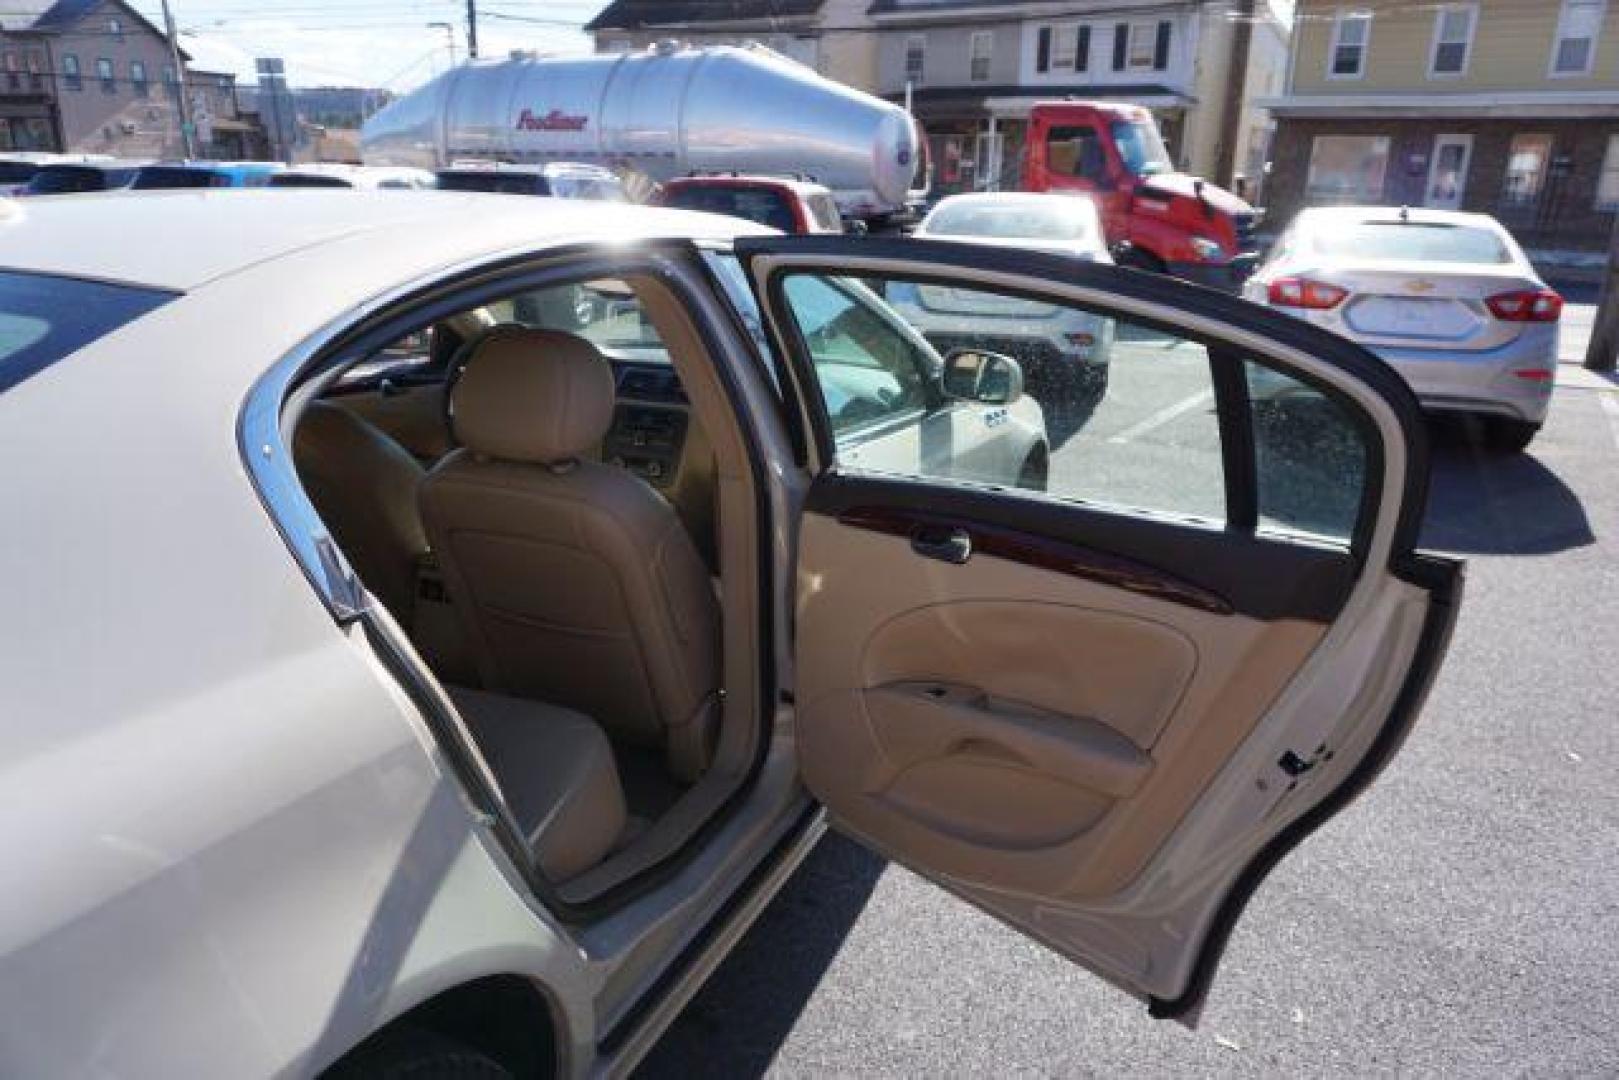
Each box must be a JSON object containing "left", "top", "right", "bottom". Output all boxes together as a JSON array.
[
  {"left": 0, "top": 190, "right": 767, "bottom": 290},
  {"left": 668, "top": 174, "right": 831, "bottom": 196}
]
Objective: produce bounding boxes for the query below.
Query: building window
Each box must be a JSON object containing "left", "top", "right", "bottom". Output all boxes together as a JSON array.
[
  {"left": 1596, "top": 135, "right": 1619, "bottom": 209},
  {"left": 1502, "top": 133, "right": 1553, "bottom": 206},
  {"left": 969, "top": 30, "right": 992, "bottom": 81},
  {"left": 904, "top": 34, "right": 925, "bottom": 84},
  {"left": 62, "top": 53, "right": 81, "bottom": 91},
  {"left": 1036, "top": 23, "right": 1091, "bottom": 74},
  {"left": 130, "top": 59, "right": 147, "bottom": 97},
  {"left": 108, "top": 17, "right": 124, "bottom": 40},
  {"left": 1551, "top": 0, "right": 1605, "bottom": 76},
  {"left": 1305, "top": 134, "right": 1391, "bottom": 203},
  {"left": 26, "top": 51, "right": 41, "bottom": 90},
  {"left": 1328, "top": 11, "right": 1371, "bottom": 78},
  {"left": 1428, "top": 5, "right": 1477, "bottom": 76},
  {"left": 2, "top": 53, "right": 16, "bottom": 92},
  {"left": 1112, "top": 21, "right": 1168, "bottom": 70},
  {"left": 96, "top": 57, "right": 115, "bottom": 93}
]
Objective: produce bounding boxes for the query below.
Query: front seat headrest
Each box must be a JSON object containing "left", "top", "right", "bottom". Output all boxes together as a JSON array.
[{"left": 452, "top": 327, "right": 616, "bottom": 465}]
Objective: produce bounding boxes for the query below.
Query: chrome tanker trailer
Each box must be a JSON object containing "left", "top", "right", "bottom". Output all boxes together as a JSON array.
[{"left": 361, "top": 43, "right": 924, "bottom": 223}]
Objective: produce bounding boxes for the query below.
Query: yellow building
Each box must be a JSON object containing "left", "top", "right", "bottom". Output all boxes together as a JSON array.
[{"left": 1262, "top": 0, "right": 1619, "bottom": 252}]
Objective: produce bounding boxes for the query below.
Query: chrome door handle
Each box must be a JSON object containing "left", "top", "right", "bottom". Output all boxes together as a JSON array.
[{"left": 910, "top": 524, "right": 972, "bottom": 564}]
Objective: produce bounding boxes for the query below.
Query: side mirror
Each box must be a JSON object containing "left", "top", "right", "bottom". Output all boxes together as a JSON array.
[{"left": 942, "top": 348, "right": 1024, "bottom": 405}]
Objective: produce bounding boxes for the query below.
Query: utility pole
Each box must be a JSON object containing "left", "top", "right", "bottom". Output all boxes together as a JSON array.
[
  {"left": 466, "top": 0, "right": 479, "bottom": 59},
  {"left": 429, "top": 21, "right": 458, "bottom": 70},
  {"left": 1586, "top": 214, "right": 1619, "bottom": 371},
  {"left": 159, "top": 0, "right": 197, "bottom": 158},
  {"left": 1214, "top": 0, "right": 1256, "bottom": 189}
]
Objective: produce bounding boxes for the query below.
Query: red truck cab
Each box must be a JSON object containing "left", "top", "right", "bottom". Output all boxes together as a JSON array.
[{"left": 1023, "top": 102, "right": 1259, "bottom": 290}]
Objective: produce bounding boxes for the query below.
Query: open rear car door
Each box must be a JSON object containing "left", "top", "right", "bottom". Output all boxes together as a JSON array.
[{"left": 732, "top": 236, "right": 1463, "bottom": 1018}]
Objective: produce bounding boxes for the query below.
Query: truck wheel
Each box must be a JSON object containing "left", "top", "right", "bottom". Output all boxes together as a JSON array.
[
  {"left": 1118, "top": 246, "right": 1167, "bottom": 274},
  {"left": 1484, "top": 417, "right": 1539, "bottom": 454},
  {"left": 325, "top": 1027, "right": 515, "bottom": 1080}
]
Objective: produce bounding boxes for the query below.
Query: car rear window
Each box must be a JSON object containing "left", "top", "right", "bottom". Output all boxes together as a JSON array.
[
  {"left": 132, "top": 166, "right": 226, "bottom": 189},
  {"left": 663, "top": 185, "right": 797, "bottom": 232},
  {"left": 24, "top": 166, "right": 111, "bottom": 195},
  {"left": 268, "top": 173, "right": 352, "bottom": 188},
  {"left": 0, "top": 271, "right": 176, "bottom": 393},
  {"left": 0, "top": 161, "right": 38, "bottom": 184},
  {"left": 437, "top": 171, "right": 543, "bottom": 194},
  {"left": 1310, "top": 222, "right": 1511, "bottom": 264},
  {"left": 924, "top": 199, "right": 1097, "bottom": 243}
]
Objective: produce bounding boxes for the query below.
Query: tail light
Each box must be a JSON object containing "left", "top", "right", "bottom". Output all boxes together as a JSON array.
[
  {"left": 1267, "top": 277, "right": 1347, "bottom": 310},
  {"left": 1486, "top": 288, "right": 1563, "bottom": 323}
]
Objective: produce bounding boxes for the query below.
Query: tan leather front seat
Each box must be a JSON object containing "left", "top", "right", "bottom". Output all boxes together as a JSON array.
[
  {"left": 420, "top": 328, "right": 720, "bottom": 782},
  {"left": 294, "top": 401, "right": 428, "bottom": 623}
]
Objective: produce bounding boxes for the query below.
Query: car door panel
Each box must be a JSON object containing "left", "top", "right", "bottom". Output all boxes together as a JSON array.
[{"left": 736, "top": 236, "right": 1461, "bottom": 1016}]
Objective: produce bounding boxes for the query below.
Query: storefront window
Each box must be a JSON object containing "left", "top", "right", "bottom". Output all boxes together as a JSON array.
[
  {"left": 1595, "top": 135, "right": 1619, "bottom": 210},
  {"left": 1501, "top": 134, "right": 1552, "bottom": 207},
  {"left": 1304, "top": 135, "right": 1390, "bottom": 203}
]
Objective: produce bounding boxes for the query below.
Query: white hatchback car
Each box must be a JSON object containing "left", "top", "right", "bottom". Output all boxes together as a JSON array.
[
  {"left": 1246, "top": 206, "right": 1560, "bottom": 452},
  {"left": 0, "top": 192, "right": 1460, "bottom": 1078},
  {"left": 891, "top": 192, "right": 1116, "bottom": 394}
]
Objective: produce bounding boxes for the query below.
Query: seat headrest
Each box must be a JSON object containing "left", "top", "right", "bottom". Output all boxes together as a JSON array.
[{"left": 451, "top": 327, "right": 616, "bottom": 464}]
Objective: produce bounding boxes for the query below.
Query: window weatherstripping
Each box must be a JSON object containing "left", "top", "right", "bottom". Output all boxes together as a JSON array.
[
  {"left": 969, "top": 31, "right": 993, "bottom": 82},
  {"left": 1551, "top": 0, "right": 1605, "bottom": 76},
  {"left": 1428, "top": 4, "right": 1477, "bottom": 77},
  {"left": 1328, "top": 11, "right": 1371, "bottom": 79}
]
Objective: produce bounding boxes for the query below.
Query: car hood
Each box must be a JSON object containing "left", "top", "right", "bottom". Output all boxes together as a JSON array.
[{"left": 1135, "top": 173, "right": 1252, "bottom": 216}]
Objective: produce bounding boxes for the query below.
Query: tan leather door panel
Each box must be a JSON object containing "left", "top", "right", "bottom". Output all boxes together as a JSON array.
[
  {"left": 335, "top": 385, "right": 452, "bottom": 462},
  {"left": 797, "top": 514, "right": 1325, "bottom": 900}
]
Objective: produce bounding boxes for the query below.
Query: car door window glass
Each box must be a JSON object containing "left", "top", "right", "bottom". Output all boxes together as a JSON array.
[
  {"left": 776, "top": 271, "right": 1225, "bottom": 523},
  {"left": 1245, "top": 360, "right": 1370, "bottom": 541},
  {"left": 1047, "top": 125, "right": 1105, "bottom": 180}
]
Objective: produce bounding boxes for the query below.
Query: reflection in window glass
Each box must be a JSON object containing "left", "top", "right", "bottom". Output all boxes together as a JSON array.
[
  {"left": 1247, "top": 362, "right": 1369, "bottom": 542},
  {"left": 776, "top": 272, "right": 1226, "bottom": 523}
]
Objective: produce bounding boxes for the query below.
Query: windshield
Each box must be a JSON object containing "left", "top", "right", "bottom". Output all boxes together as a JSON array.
[
  {"left": 663, "top": 185, "right": 796, "bottom": 232},
  {"left": 132, "top": 166, "right": 224, "bottom": 190},
  {"left": 1109, "top": 120, "right": 1172, "bottom": 176},
  {"left": 0, "top": 270, "right": 175, "bottom": 394},
  {"left": 1310, "top": 221, "right": 1512, "bottom": 264},
  {"left": 924, "top": 198, "right": 1097, "bottom": 243}
]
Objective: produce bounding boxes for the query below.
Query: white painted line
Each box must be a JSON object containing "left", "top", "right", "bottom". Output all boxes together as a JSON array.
[
  {"left": 1108, "top": 389, "right": 1214, "bottom": 445},
  {"left": 1600, "top": 392, "right": 1619, "bottom": 452}
]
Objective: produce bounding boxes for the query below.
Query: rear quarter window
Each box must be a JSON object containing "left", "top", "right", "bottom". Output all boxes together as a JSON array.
[{"left": 0, "top": 271, "right": 176, "bottom": 393}]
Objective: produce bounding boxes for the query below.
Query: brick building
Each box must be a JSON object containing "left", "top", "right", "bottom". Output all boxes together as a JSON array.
[{"left": 1262, "top": 0, "right": 1619, "bottom": 252}]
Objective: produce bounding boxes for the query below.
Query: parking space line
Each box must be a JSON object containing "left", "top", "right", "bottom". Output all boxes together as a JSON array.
[
  {"left": 1600, "top": 393, "right": 1619, "bottom": 452},
  {"left": 1107, "top": 389, "right": 1214, "bottom": 445}
]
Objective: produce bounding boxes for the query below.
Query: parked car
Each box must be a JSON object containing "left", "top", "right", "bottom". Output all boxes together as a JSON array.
[
  {"left": 268, "top": 163, "right": 436, "bottom": 189},
  {"left": 131, "top": 161, "right": 285, "bottom": 189},
  {"left": 658, "top": 174, "right": 845, "bottom": 233},
  {"left": 0, "top": 190, "right": 1460, "bottom": 1077},
  {"left": 435, "top": 161, "right": 626, "bottom": 200},
  {"left": 1246, "top": 206, "right": 1560, "bottom": 452},
  {"left": 888, "top": 192, "right": 1116, "bottom": 392},
  {"left": 18, "top": 159, "right": 146, "bottom": 196}
]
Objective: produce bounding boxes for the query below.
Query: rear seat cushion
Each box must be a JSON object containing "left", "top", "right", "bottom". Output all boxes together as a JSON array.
[{"left": 447, "top": 686, "right": 627, "bottom": 881}]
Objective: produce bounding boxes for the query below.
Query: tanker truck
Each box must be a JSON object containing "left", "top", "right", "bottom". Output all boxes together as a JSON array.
[{"left": 361, "top": 43, "right": 924, "bottom": 226}]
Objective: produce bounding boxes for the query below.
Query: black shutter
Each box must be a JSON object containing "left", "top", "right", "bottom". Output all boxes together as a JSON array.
[
  {"left": 1076, "top": 26, "right": 1091, "bottom": 72},
  {"left": 1037, "top": 26, "right": 1051, "bottom": 73},
  {"left": 1154, "top": 21, "right": 1172, "bottom": 69},
  {"left": 1113, "top": 23, "right": 1128, "bottom": 70}
]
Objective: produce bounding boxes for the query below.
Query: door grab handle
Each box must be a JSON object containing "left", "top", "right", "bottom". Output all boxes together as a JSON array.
[{"left": 910, "top": 524, "right": 972, "bottom": 564}]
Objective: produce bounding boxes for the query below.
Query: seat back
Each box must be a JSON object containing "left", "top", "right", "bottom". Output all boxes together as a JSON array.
[
  {"left": 294, "top": 401, "right": 428, "bottom": 622},
  {"left": 420, "top": 328, "right": 719, "bottom": 779}
]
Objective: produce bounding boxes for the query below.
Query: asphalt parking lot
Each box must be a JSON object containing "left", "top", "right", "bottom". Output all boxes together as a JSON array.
[{"left": 637, "top": 307, "right": 1619, "bottom": 1076}]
